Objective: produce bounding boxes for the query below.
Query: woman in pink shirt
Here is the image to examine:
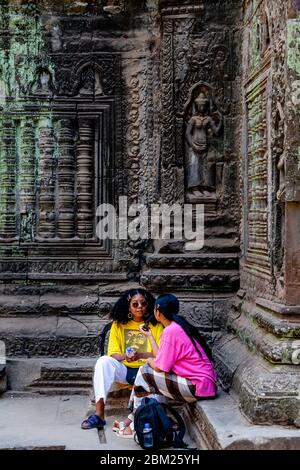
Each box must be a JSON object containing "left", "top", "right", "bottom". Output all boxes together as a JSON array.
[{"left": 115, "top": 293, "right": 217, "bottom": 438}]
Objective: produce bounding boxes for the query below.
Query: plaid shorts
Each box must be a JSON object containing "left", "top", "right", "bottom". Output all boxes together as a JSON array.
[{"left": 128, "top": 363, "right": 199, "bottom": 410}]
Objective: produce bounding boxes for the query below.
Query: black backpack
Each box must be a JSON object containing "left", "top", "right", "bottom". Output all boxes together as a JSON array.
[{"left": 134, "top": 397, "right": 188, "bottom": 449}]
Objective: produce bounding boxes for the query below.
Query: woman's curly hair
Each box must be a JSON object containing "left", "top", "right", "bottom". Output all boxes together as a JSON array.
[{"left": 110, "top": 288, "right": 157, "bottom": 325}]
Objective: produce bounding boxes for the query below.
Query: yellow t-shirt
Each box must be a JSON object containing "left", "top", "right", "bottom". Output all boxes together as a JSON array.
[{"left": 107, "top": 320, "right": 164, "bottom": 368}]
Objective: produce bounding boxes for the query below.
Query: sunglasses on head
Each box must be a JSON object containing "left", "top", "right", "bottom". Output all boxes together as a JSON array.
[{"left": 131, "top": 301, "right": 148, "bottom": 308}]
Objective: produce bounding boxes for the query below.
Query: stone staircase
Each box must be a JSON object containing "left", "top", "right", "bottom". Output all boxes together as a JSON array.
[
  {"left": 22, "top": 358, "right": 131, "bottom": 415},
  {"left": 26, "top": 361, "right": 94, "bottom": 395}
]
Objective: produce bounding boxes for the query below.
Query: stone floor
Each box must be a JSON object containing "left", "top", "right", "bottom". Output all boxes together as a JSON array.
[
  {"left": 0, "top": 392, "right": 196, "bottom": 450},
  {"left": 184, "top": 390, "right": 300, "bottom": 450}
]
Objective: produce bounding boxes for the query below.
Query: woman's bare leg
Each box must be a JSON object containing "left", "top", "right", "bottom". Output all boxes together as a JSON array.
[{"left": 95, "top": 398, "right": 105, "bottom": 419}]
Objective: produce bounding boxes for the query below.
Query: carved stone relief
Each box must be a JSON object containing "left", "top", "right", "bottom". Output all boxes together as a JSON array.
[
  {"left": 0, "top": 49, "right": 119, "bottom": 276},
  {"left": 245, "top": 86, "right": 270, "bottom": 265},
  {"left": 182, "top": 82, "right": 223, "bottom": 202},
  {"left": 159, "top": 3, "right": 239, "bottom": 221}
]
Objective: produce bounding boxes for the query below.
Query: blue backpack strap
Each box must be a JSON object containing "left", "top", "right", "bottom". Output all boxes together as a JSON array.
[
  {"left": 163, "top": 405, "right": 188, "bottom": 448},
  {"left": 155, "top": 402, "right": 173, "bottom": 435}
]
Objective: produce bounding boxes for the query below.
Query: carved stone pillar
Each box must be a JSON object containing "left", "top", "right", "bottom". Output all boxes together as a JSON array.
[
  {"left": 246, "top": 88, "right": 269, "bottom": 265},
  {"left": 160, "top": 18, "right": 176, "bottom": 204},
  {"left": 38, "top": 123, "right": 56, "bottom": 239},
  {"left": 76, "top": 118, "right": 94, "bottom": 239},
  {"left": 284, "top": 10, "right": 300, "bottom": 305},
  {"left": 19, "top": 118, "right": 36, "bottom": 241},
  {"left": 216, "top": 0, "right": 300, "bottom": 428},
  {"left": 57, "top": 119, "right": 75, "bottom": 239},
  {"left": 0, "top": 119, "right": 17, "bottom": 240}
]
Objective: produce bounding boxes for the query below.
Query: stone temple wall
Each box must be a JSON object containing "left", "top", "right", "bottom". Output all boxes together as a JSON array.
[
  {"left": 1, "top": 0, "right": 299, "bottom": 428},
  {"left": 0, "top": 0, "right": 242, "bottom": 358},
  {"left": 0, "top": 0, "right": 158, "bottom": 280}
]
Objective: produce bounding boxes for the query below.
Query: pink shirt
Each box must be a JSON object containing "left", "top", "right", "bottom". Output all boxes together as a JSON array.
[{"left": 154, "top": 321, "right": 217, "bottom": 397}]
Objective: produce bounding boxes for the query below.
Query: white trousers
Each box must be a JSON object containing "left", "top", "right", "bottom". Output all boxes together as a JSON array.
[{"left": 93, "top": 355, "right": 129, "bottom": 404}]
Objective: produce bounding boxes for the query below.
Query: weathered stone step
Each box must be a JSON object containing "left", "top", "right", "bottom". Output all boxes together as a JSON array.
[
  {"left": 26, "top": 387, "right": 91, "bottom": 396},
  {"left": 40, "top": 373, "right": 93, "bottom": 381},
  {"left": 183, "top": 390, "right": 300, "bottom": 450},
  {"left": 29, "top": 380, "right": 92, "bottom": 388},
  {"left": 40, "top": 369, "right": 93, "bottom": 380},
  {"left": 23, "top": 359, "right": 95, "bottom": 394}
]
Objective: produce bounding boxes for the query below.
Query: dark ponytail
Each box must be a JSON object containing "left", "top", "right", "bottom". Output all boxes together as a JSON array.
[
  {"left": 172, "top": 314, "right": 212, "bottom": 361},
  {"left": 155, "top": 294, "right": 213, "bottom": 361}
]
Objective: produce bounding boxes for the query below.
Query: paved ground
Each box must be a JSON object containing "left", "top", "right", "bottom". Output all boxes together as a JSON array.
[{"left": 0, "top": 393, "right": 196, "bottom": 450}]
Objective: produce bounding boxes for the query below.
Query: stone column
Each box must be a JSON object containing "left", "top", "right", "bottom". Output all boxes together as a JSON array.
[
  {"left": 76, "top": 118, "right": 94, "bottom": 239},
  {"left": 38, "top": 122, "right": 56, "bottom": 239},
  {"left": 57, "top": 119, "right": 75, "bottom": 239},
  {"left": 19, "top": 118, "right": 37, "bottom": 241},
  {"left": 217, "top": 0, "right": 300, "bottom": 428},
  {"left": 284, "top": 11, "right": 300, "bottom": 305}
]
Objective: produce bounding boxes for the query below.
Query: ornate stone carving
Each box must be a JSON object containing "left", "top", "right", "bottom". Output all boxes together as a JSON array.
[
  {"left": 160, "top": 20, "right": 177, "bottom": 203},
  {"left": 0, "top": 261, "right": 27, "bottom": 274},
  {"left": 34, "top": 68, "right": 54, "bottom": 97},
  {"left": 78, "top": 261, "right": 113, "bottom": 274},
  {"left": 184, "top": 83, "right": 222, "bottom": 201},
  {"left": 2, "top": 336, "right": 100, "bottom": 358},
  {"left": 0, "top": 119, "right": 17, "bottom": 240},
  {"left": 76, "top": 64, "right": 103, "bottom": 97},
  {"left": 124, "top": 69, "right": 142, "bottom": 203},
  {"left": 245, "top": 85, "right": 269, "bottom": 266},
  {"left": 29, "top": 261, "right": 76, "bottom": 274},
  {"left": 146, "top": 254, "right": 238, "bottom": 269},
  {"left": 141, "top": 272, "right": 239, "bottom": 292},
  {"left": 19, "top": 118, "right": 37, "bottom": 242},
  {"left": 54, "top": 56, "right": 117, "bottom": 97},
  {"left": 240, "top": 365, "right": 300, "bottom": 426}
]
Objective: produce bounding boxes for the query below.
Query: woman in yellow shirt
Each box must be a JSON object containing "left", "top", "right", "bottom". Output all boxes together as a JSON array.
[{"left": 81, "top": 288, "right": 163, "bottom": 430}]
